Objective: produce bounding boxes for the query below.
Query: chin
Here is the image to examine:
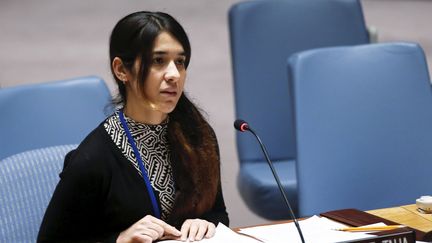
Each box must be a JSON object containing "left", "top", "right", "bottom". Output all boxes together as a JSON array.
[{"left": 159, "top": 104, "right": 177, "bottom": 114}]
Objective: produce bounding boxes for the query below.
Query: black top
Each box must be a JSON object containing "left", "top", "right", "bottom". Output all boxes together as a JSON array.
[{"left": 37, "top": 119, "right": 229, "bottom": 243}]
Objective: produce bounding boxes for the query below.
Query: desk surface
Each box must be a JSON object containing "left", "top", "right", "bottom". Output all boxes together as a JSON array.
[
  {"left": 234, "top": 206, "right": 430, "bottom": 242},
  {"left": 367, "top": 204, "right": 432, "bottom": 233}
]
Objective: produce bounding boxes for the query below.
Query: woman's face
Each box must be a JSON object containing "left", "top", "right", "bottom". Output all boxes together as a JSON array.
[{"left": 127, "top": 31, "right": 187, "bottom": 115}]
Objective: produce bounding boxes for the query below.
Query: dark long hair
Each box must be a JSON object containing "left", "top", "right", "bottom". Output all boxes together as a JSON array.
[{"left": 109, "top": 11, "right": 220, "bottom": 226}]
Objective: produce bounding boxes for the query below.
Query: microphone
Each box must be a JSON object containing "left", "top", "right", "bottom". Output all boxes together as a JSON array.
[{"left": 234, "top": 119, "right": 306, "bottom": 243}]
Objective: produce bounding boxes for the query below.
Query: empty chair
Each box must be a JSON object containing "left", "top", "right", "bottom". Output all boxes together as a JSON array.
[
  {"left": 0, "top": 76, "right": 112, "bottom": 160},
  {"left": 0, "top": 144, "right": 77, "bottom": 242},
  {"left": 229, "top": 0, "right": 370, "bottom": 219},
  {"left": 288, "top": 42, "right": 432, "bottom": 217}
]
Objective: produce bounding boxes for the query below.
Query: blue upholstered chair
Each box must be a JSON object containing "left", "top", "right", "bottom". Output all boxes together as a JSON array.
[
  {"left": 229, "top": 0, "right": 370, "bottom": 219},
  {"left": 288, "top": 42, "right": 432, "bottom": 217},
  {"left": 0, "top": 144, "right": 77, "bottom": 242},
  {"left": 0, "top": 76, "right": 112, "bottom": 160}
]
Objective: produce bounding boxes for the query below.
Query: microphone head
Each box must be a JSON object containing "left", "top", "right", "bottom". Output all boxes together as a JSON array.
[{"left": 234, "top": 119, "right": 249, "bottom": 132}]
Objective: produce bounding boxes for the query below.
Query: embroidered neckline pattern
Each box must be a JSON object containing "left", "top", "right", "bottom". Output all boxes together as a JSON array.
[{"left": 104, "top": 111, "right": 175, "bottom": 219}]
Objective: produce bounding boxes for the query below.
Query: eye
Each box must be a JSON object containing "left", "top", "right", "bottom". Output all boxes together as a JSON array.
[
  {"left": 175, "top": 58, "right": 186, "bottom": 67},
  {"left": 152, "top": 57, "right": 164, "bottom": 65}
]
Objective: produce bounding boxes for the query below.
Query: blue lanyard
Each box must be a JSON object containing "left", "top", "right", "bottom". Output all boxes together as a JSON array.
[{"left": 119, "top": 111, "right": 161, "bottom": 219}]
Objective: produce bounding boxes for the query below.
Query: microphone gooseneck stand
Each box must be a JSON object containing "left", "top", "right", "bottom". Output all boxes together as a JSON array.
[{"left": 234, "top": 119, "right": 306, "bottom": 243}]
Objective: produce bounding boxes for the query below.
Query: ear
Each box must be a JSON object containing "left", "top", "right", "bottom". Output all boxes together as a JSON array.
[{"left": 112, "top": 57, "right": 128, "bottom": 83}]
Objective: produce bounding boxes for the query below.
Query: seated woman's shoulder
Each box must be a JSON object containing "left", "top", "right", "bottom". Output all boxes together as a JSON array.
[{"left": 62, "top": 124, "right": 115, "bottom": 176}]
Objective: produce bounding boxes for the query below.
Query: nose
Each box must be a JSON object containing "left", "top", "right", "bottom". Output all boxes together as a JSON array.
[{"left": 164, "top": 61, "right": 180, "bottom": 82}]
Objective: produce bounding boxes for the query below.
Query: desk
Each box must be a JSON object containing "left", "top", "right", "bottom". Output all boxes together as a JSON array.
[
  {"left": 236, "top": 211, "right": 419, "bottom": 243},
  {"left": 367, "top": 204, "right": 432, "bottom": 233},
  {"left": 234, "top": 205, "right": 430, "bottom": 242}
]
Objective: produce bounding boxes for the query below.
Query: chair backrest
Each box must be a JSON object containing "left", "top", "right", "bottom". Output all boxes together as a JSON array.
[
  {"left": 229, "top": 0, "right": 370, "bottom": 165},
  {"left": 288, "top": 42, "right": 432, "bottom": 217},
  {"left": 0, "top": 144, "right": 77, "bottom": 242},
  {"left": 0, "top": 76, "right": 111, "bottom": 160}
]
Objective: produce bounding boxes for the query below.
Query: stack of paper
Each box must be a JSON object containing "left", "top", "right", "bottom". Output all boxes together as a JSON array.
[
  {"left": 238, "top": 216, "right": 375, "bottom": 243},
  {"left": 160, "top": 216, "right": 426, "bottom": 242},
  {"left": 160, "top": 223, "right": 260, "bottom": 243}
]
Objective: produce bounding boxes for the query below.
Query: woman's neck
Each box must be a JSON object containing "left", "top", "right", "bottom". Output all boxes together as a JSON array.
[{"left": 123, "top": 102, "right": 167, "bottom": 125}]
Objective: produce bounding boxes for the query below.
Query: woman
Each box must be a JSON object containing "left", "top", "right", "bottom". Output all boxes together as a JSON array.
[{"left": 38, "top": 11, "right": 229, "bottom": 243}]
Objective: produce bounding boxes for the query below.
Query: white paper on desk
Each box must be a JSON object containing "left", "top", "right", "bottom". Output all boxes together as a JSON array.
[
  {"left": 239, "top": 215, "right": 376, "bottom": 243},
  {"left": 159, "top": 223, "right": 261, "bottom": 243}
]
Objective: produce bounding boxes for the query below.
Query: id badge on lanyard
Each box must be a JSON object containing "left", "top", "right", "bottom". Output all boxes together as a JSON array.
[{"left": 119, "top": 111, "right": 161, "bottom": 219}]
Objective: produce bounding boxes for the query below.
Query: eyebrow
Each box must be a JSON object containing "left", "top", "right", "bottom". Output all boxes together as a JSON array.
[{"left": 153, "top": 51, "right": 186, "bottom": 56}]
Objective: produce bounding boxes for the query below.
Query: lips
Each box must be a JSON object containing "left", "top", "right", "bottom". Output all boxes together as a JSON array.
[{"left": 160, "top": 89, "right": 177, "bottom": 97}]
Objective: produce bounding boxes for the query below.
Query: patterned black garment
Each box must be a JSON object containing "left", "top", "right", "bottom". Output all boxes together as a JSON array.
[
  {"left": 104, "top": 111, "right": 175, "bottom": 220},
  {"left": 38, "top": 112, "right": 228, "bottom": 243}
]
